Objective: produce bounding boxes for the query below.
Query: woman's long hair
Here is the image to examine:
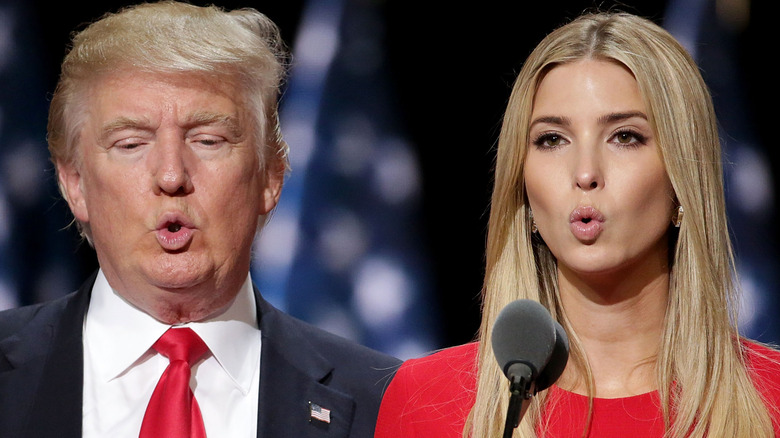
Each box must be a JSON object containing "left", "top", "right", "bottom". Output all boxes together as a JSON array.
[{"left": 465, "top": 11, "right": 775, "bottom": 437}]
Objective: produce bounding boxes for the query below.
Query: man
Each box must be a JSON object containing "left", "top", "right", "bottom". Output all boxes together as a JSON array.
[{"left": 0, "top": 2, "right": 400, "bottom": 437}]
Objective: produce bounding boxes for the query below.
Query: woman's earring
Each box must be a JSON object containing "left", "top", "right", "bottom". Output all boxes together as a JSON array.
[
  {"left": 530, "top": 210, "right": 539, "bottom": 234},
  {"left": 672, "top": 205, "right": 684, "bottom": 228}
]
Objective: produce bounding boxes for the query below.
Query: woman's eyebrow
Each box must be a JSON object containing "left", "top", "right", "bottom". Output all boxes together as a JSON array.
[
  {"left": 529, "top": 115, "right": 572, "bottom": 128},
  {"left": 597, "top": 111, "right": 648, "bottom": 125}
]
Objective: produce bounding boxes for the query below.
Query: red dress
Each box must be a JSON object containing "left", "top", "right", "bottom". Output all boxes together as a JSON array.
[{"left": 375, "top": 341, "right": 780, "bottom": 437}]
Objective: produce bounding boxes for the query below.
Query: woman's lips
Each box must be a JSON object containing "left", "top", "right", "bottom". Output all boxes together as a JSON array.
[
  {"left": 155, "top": 213, "right": 195, "bottom": 251},
  {"left": 569, "top": 206, "right": 605, "bottom": 243}
]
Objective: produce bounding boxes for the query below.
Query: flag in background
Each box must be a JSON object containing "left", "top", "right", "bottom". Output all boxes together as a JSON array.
[
  {"left": 0, "top": 0, "right": 440, "bottom": 359},
  {"left": 0, "top": 2, "right": 19, "bottom": 310},
  {"left": 664, "top": 0, "right": 780, "bottom": 341},
  {"left": 251, "top": 0, "right": 780, "bottom": 359},
  {"left": 251, "top": 0, "right": 440, "bottom": 360},
  {"left": 0, "top": 0, "right": 777, "bottom": 362},
  {"left": 0, "top": 1, "right": 83, "bottom": 311}
]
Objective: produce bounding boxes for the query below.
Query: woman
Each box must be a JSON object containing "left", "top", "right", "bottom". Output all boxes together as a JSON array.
[{"left": 375, "top": 11, "right": 780, "bottom": 437}]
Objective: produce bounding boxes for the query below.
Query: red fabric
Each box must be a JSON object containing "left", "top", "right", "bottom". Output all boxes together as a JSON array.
[
  {"left": 140, "top": 328, "right": 209, "bottom": 438},
  {"left": 375, "top": 341, "right": 780, "bottom": 437},
  {"left": 376, "top": 343, "right": 478, "bottom": 437}
]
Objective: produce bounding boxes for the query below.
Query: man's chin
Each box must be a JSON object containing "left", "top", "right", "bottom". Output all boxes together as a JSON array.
[
  {"left": 152, "top": 276, "right": 209, "bottom": 292},
  {"left": 97, "top": 251, "right": 211, "bottom": 295},
  {"left": 142, "top": 263, "right": 212, "bottom": 292}
]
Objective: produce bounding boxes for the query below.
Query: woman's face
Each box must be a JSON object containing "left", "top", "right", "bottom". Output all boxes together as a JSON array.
[{"left": 524, "top": 60, "right": 675, "bottom": 279}]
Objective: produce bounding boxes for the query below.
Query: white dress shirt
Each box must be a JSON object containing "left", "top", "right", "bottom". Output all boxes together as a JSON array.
[{"left": 82, "top": 269, "right": 261, "bottom": 437}]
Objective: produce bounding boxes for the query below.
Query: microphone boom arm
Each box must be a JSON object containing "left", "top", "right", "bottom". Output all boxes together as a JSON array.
[{"left": 503, "top": 362, "right": 535, "bottom": 438}]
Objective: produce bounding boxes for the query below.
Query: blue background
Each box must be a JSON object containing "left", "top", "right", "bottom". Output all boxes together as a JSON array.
[{"left": 1, "top": 0, "right": 777, "bottom": 359}]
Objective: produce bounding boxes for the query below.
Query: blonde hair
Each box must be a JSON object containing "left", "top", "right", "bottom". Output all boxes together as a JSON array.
[
  {"left": 47, "top": 1, "right": 290, "bottom": 239},
  {"left": 466, "top": 11, "right": 775, "bottom": 437}
]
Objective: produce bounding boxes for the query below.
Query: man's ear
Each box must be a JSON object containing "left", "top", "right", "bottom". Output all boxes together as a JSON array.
[
  {"left": 57, "top": 160, "right": 89, "bottom": 223},
  {"left": 260, "top": 156, "right": 285, "bottom": 215}
]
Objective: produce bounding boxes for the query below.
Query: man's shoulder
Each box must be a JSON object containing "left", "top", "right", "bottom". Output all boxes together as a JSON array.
[
  {"left": 0, "top": 293, "right": 75, "bottom": 339},
  {"left": 0, "top": 272, "right": 94, "bottom": 341},
  {"left": 270, "top": 307, "right": 401, "bottom": 367}
]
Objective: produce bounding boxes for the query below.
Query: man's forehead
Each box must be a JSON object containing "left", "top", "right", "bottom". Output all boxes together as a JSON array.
[
  {"left": 89, "top": 69, "right": 245, "bottom": 105},
  {"left": 86, "top": 73, "right": 248, "bottom": 129}
]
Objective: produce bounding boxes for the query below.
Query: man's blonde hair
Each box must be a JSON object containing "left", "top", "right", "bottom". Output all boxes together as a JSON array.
[{"left": 48, "top": 1, "right": 290, "bottom": 239}]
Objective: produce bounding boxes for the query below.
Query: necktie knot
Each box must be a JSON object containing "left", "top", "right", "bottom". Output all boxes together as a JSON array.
[
  {"left": 153, "top": 327, "right": 209, "bottom": 366},
  {"left": 140, "top": 327, "right": 208, "bottom": 438}
]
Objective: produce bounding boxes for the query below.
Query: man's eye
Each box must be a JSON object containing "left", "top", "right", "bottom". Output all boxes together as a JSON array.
[
  {"left": 191, "top": 137, "right": 226, "bottom": 148},
  {"left": 112, "top": 139, "right": 145, "bottom": 151}
]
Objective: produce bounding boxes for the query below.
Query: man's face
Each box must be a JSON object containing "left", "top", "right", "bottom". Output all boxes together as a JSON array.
[{"left": 58, "top": 70, "right": 282, "bottom": 323}]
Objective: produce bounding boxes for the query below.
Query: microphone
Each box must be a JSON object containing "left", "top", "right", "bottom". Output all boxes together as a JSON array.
[{"left": 492, "top": 299, "right": 569, "bottom": 437}]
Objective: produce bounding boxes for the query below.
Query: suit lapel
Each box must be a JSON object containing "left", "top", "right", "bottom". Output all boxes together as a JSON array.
[
  {"left": 254, "top": 290, "right": 355, "bottom": 438},
  {"left": 2, "top": 277, "right": 359, "bottom": 437}
]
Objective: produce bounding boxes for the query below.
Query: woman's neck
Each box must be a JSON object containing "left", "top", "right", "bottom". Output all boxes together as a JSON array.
[{"left": 556, "top": 253, "right": 670, "bottom": 398}]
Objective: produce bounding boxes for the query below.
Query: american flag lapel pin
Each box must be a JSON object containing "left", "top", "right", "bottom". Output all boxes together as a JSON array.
[{"left": 309, "top": 401, "right": 331, "bottom": 424}]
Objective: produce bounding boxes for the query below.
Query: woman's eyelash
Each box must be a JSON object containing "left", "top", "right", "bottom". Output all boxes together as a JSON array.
[
  {"left": 532, "top": 132, "right": 566, "bottom": 148},
  {"left": 611, "top": 129, "right": 648, "bottom": 147},
  {"left": 530, "top": 129, "right": 649, "bottom": 149}
]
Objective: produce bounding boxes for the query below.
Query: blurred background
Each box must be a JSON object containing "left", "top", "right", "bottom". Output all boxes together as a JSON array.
[{"left": 0, "top": 0, "right": 776, "bottom": 360}]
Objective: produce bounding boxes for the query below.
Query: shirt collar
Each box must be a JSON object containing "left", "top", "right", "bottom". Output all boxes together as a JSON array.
[{"left": 84, "top": 269, "right": 261, "bottom": 395}]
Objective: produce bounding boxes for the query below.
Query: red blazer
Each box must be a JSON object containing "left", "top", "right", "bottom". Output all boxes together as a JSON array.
[{"left": 375, "top": 341, "right": 780, "bottom": 437}]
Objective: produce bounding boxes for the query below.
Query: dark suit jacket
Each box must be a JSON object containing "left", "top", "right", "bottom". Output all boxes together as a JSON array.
[{"left": 0, "top": 271, "right": 401, "bottom": 437}]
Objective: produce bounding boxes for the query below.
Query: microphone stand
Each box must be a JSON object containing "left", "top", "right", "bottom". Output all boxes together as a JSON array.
[{"left": 502, "top": 363, "right": 535, "bottom": 438}]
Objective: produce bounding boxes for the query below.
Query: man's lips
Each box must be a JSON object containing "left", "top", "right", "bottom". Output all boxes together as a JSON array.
[
  {"left": 155, "top": 212, "right": 196, "bottom": 251},
  {"left": 569, "top": 206, "right": 605, "bottom": 242}
]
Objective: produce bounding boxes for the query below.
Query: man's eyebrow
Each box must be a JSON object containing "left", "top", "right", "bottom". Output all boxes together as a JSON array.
[
  {"left": 99, "top": 117, "right": 154, "bottom": 142},
  {"left": 185, "top": 111, "right": 244, "bottom": 137},
  {"left": 98, "top": 112, "right": 245, "bottom": 141}
]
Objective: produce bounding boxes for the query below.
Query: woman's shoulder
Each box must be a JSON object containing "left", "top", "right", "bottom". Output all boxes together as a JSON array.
[
  {"left": 743, "top": 339, "right": 780, "bottom": 370},
  {"left": 400, "top": 342, "right": 479, "bottom": 373},
  {"left": 742, "top": 339, "right": 780, "bottom": 404},
  {"left": 389, "top": 342, "right": 479, "bottom": 393},
  {"left": 375, "top": 342, "right": 479, "bottom": 438}
]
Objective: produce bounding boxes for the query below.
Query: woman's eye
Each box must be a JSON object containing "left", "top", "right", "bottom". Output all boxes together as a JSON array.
[
  {"left": 533, "top": 133, "right": 568, "bottom": 149},
  {"left": 611, "top": 130, "right": 647, "bottom": 148}
]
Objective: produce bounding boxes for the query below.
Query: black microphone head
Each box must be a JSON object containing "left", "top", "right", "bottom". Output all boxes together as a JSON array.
[
  {"left": 534, "top": 319, "right": 569, "bottom": 392},
  {"left": 491, "top": 299, "right": 557, "bottom": 380}
]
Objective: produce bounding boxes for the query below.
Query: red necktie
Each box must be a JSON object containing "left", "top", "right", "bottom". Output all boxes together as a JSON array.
[{"left": 140, "top": 327, "right": 209, "bottom": 438}]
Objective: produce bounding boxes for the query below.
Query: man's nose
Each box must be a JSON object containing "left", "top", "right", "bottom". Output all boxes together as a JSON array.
[{"left": 151, "top": 136, "right": 194, "bottom": 196}]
